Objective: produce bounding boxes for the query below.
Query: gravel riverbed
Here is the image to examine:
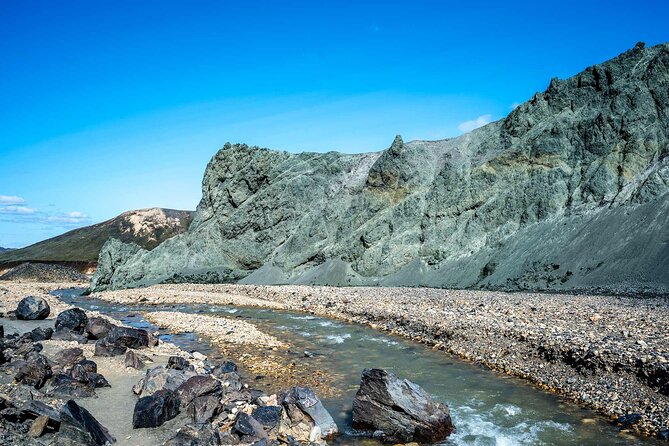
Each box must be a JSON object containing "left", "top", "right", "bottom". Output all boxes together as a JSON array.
[{"left": 91, "top": 283, "right": 669, "bottom": 438}]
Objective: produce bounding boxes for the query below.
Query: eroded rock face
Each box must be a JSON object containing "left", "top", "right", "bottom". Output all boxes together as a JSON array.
[
  {"left": 352, "top": 368, "right": 454, "bottom": 443},
  {"left": 91, "top": 42, "right": 669, "bottom": 294},
  {"left": 278, "top": 386, "right": 337, "bottom": 441},
  {"left": 16, "top": 296, "right": 50, "bottom": 320}
]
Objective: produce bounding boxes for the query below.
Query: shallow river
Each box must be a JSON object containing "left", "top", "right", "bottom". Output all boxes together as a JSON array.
[{"left": 53, "top": 288, "right": 661, "bottom": 446}]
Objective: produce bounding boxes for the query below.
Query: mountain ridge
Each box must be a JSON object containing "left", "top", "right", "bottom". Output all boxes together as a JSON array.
[
  {"left": 0, "top": 208, "right": 193, "bottom": 272},
  {"left": 91, "top": 42, "right": 669, "bottom": 293}
]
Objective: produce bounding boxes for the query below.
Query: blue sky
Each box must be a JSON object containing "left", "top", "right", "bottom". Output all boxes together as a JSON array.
[{"left": 1, "top": 0, "right": 668, "bottom": 248}]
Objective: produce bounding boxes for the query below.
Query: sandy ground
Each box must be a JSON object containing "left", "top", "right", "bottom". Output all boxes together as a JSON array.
[{"left": 90, "top": 283, "right": 669, "bottom": 437}]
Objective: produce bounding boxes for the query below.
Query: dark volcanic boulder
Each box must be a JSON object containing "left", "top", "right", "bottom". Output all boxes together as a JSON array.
[
  {"left": 188, "top": 395, "right": 221, "bottom": 424},
  {"left": 48, "top": 374, "right": 97, "bottom": 398},
  {"left": 15, "top": 352, "right": 52, "bottom": 389},
  {"left": 167, "top": 356, "right": 190, "bottom": 370},
  {"left": 211, "top": 361, "right": 237, "bottom": 376},
  {"left": 52, "top": 348, "right": 85, "bottom": 372},
  {"left": 164, "top": 423, "right": 221, "bottom": 446},
  {"left": 85, "top": 317, "right": 115, "bottom": 340},
  {"left": 279, "top": 386, "right": 337, "bottom": 441},
  {"left": 352, "top": 368, "right": 454, "bottom": 443},
  {"left": 94, "top": 338, "right": 127, "bottom": 357},
  {"left": 133, "top": 366, "right": 196, "bottom": 397},
  {"left": 16, "top": 296, "right": 50, "bottom": 320},
  {"left": 105, "top": 326, "right": 151, "bottom": 349},
  {"left": 233, "top": 413, "right": 267, "bottom": 440},
  {"left": 176, "top": 375, "right": 222, "bottom": 407},
  {"left": 22, "top": 327, "right": 53, "bottom": 342},
  {"left": 251, "top": 406, "right": 282, "bottom": 431},
  {"left": 55, "top": 308, "right": 88, "bottom": 334},
  {"left": 124, "top": 350, "right": 145, "bottom": 369},
  {"left": 59, "top": 399, "right": 116, "bottom": 445},
  {"left": 133, "top": 389, "right": 180, "bottom": 428}
]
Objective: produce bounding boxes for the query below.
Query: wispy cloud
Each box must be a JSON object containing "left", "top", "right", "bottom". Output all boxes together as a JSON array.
[
  {"left": 457, "top": 114, "right": 493, "bottom": 133},
  {"left": 46, "top": 211, "right": 91, "bottom": 225},
  {"left": 0, "top": 205, "right": 36, "bottom": 214},
  {"left": 0, "top": 195, "right": 26, "bottom": 205}
]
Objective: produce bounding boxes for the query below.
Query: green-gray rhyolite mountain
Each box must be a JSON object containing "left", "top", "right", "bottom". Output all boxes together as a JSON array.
[{"left": 92, "top": 42, "right": 669, "bottom": 293}]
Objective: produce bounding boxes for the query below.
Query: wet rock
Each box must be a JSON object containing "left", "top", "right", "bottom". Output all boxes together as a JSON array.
[
  {"left": 279, "top": 387, "right": 337, "bottom": 441},
  {"left": 55, "top": 308, "right": 88, "bottom": 334},
  {"left": 167, "top": 356, "right": 190, "bottom": 370},
  {"left": 614, "top": 413, "right": 642, "bottom": 427},
  {"left": 15, "top": 353, "right": 52, "bottom": 389},
  {"left": 28, "top": 415, "right": 49, "bottom": 437},
  {"left": 133, "top": 389, "right": 180, "bottom": 428},
  {"left": 251, "top": 406, "right": 282, "bottom": 431},
  {"left": 94, "top": 338, "right": 127, "bottom": 357},
  {"left": 85, "top": 317, "right": 115, "bottom": 340},
  {"left": 164, "top": 423, "right": 221, "bottom": 446},
  {"left": 176, "top": 375, "right": 223, "bottom": 407},
  {"left": 16, "top": 296, "right": 50, "bottom": 320},
  {"left": 212, "top": 361, "right": 238, "bottom": 376},
  {"left": 133, "top": 366, "right": 197, "bottom": 397},
  {"left": 352, "top": 368, "right": 454, "bottom": 443},
  {"left": 59, "top": 399, "right": 116, "bottom": 445},
  {"left": 105, "top": 326, "right": 152, "bottom": 349},
  {"left": 188, "top": 395, "right": 222, "bottom": 424},
  {"left": 124, "top": 350, "right": 145, "bottom": 369},
  {"left": 234, "top": 413, "right": 267, "bottom": 440}
]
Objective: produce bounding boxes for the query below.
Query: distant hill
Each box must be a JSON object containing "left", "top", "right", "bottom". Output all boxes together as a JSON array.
[
  {"left": 0, "top": 248, "right": 14, "bottom": 253},
  {"left": 0, "top": 208, "right": 193, "bottom": 271}
]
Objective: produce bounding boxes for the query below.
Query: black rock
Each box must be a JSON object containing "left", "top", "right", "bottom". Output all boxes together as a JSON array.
[
  {"left": 124, "top": 350, "right": 145, "bottom": 369},
  {"left": 52, "top": 348, "right": 85, "bottom": 372},
  {"left": 15, "top": 352, "right": 52, "bottom": 389},
  {"left": 615, "top": 413, "right": 642, "bottom": 427},
  {"left": 22, "top": 327, "right": 53, "bottom": 342},
  {"left": 55, "top": 308, "right": 88, "bottom": 334},
  {"left": 164, "top": 423, "right": 221, "bottom": 446},
  {"left": 59, "top": 400, "right": 116, "bottom": 445},
  {"left": 251, "top": 406, "right": 282, "bottom": 430},
  {"left": 212, "top": 361, "right": 238, "bottom": 376},
  {"left": 16, "top": 296, "right": 50, "bottom": 320},
  {"left": 87, "top": 373, "right": 111, "bottom": 389},
  {"left": 49, "top": 376, "right": 97, "bottom": 399},
  {"left": 52, "top": 329, "right": 89, "bottom": 344},
  {"left": 94, "top": 338, "right": 127, "bottom": 357},
  {"left": 167, "top": 356, "right": 190, "bottom": 370},
  {"left": 20, "top": 400, "right": 61, "bottom": 427},
  {"left": 105, "top": 326, "right": 151, "bottom": 349},
  {"left": 133, "top": 389, "right": 180, "bottom": 428},
  {"left": 658, "top": 429, "right": 669, "bottom": 440},
  {"left": 188, "top": 395, "right": 222, "bottom": 424},
  {"left": 85, "top": 317, "right": 115, "bottom": 340},
  {"left": 70, "top": 363, "right": 110, "bottom": 388},
  {"left": 132, "top": 366, "right": 196, "bottom": 397},
  {"left": 176, "top": 375, "right": 223, "bottom": 407},
  {"left": 352, "top": 368, "right": 454, "bottom": 443},
  {"left": 233, "top": 413, "right": 266, "bottom": 439},
  {"left": 78, "top": 359, "right": 98, "bottom": 374}
]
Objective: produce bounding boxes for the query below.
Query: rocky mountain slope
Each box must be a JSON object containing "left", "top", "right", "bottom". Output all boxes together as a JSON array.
[
  {"left": 92, "top": 42, "right": 669, "bottom": 294},
  {"left": 0, "top": 248, "right": 14, "bottom": 253},
  {"left": 0, "top": 208, "right": 193, "bottom": 272}
]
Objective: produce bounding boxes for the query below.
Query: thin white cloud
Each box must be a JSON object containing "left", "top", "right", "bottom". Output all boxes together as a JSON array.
[
  {"left": 0, "top": 205, "right": 36, "bottom": 214},
  {"left": 0, "top": 195, "right": 26, "bottom": 205},
  {"left": 46, "top": 211, "right": 90, "bottom": 225},
  {"left": 458, "top": 114, "right": 492, "bottom": 133}
]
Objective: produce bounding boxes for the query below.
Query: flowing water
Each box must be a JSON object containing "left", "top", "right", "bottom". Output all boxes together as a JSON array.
[{"left": 53, "top": 288, "right": 661, "bottom": 446}]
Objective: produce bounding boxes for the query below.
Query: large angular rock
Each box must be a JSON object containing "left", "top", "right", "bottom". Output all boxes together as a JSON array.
[
  {"left": 59, "top": 400, "right": 116, "bottom": 445},
  {"left": 188, "top": 395, "right": 221, "bottom": 424},
  {"left": 55, "top": 308, "right": 88, "bottom": 334},
  {"left": 15, "top": 352, "right": 52, "bottom": 389},
  {"left": 352, "top": 368, "right": 454, "bottom": 443},
  {"left": 133, "top": 366, "right": 197, "bottom": 397},
  {"left": 15, "top": 296, "right": 50, "bottom": 320},
  {"left": 164, "top": 423, "right": 221, "bottom": 446},
  {"left": 279, "top": 386, "right": 337, "bottom": 441},
  {"left": 85, "top": 317, "right": 115, "bottom": 340},
  {"left": 133, "top": 389, "right": 180, "bottom": 428},
  {"left": 176, "top": 375, "right": 222, "bottom": 407},
  {"left": 233, "top": 413, "right": 267, "bottom": 440},
  {"left": 104, "top": 326, "right": 152, "bottom": 349},
  {"left": 94, "top": 338, "right": 127, "bottom": 357}
]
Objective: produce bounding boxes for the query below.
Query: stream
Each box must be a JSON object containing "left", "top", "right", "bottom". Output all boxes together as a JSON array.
[{"left": 53, "top": 288, "right": 661, "bottom": 446}]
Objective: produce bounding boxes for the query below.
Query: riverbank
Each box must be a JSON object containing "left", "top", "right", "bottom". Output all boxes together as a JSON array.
[{"left": 92, "top": 283, "right": 669, "bottom": 438}]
